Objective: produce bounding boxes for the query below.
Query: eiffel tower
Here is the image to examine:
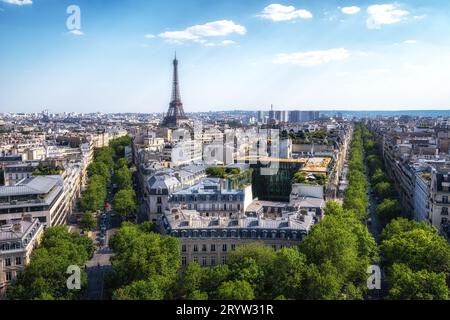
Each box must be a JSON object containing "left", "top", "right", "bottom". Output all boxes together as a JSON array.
[{"left": 161, "top": 53, "right": 189, "bottom": 128}]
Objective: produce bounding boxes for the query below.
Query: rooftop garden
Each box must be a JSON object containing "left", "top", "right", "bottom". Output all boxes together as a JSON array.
[
  {"left": 281, "top": 130, "right": 331, "bottom": 145},
  {"left": 293, "top": 171, "right": 328, "bottom": 186},
  {"left": 206, "top": 166, "right": 253, "bottom": 189},
  {"left": 32, "top": 164, "right": 64, "bottom": 176},
  {"left": 420, "top": 172, "right": 432, "bottom": 182}
]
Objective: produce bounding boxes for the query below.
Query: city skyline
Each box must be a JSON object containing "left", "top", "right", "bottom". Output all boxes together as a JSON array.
[{"left": 1, "top": 0, "right": 450, "bottom": 113}]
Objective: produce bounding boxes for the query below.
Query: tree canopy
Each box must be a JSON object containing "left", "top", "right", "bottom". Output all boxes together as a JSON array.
[
  {"left": 107, "top": 222, "right": 180, "bottom": 299},
  {"left": 7, "top": 226, "right": 94, "bottom": 300}
]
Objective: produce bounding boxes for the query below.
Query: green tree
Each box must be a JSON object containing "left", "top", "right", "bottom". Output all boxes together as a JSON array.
[
  {"left": 7, "top": 226, "right": 93, "bottom": 300},
  {"left": 227, "top": 242, "right": 276, "bottom": 270},
  {"left": 371, "top": 168, "right": 388, "bottom": 186},
  {"left": 201, "top": 264, "right": 231, "bottom": 299},
  {"left": 376, "top": 198, "right": 401, "bottom": 222},
  {"left": 180, "top": 262, "right": 207, "bottom": 300},
  {"left": 94, "top": 147, "right": 114, "bottom": 168},
  {"left": 115, "top": 157, "right": 130, "bottom": 170},
  {"left": 387, "top": 263, "right": 449, "bottom": 300},
  {"left": 367, "top": 154, "right": 382, "bottom": 173},
  {"left": 80, "top": 175, "right": 107, "bottom": 212},
  {"left": 80, "top": 212, "right": 97, "bottom": 232},
  {"left": 88, "top": 161, "right": 110, "bottom": 180},
  {"left": 324, "top": 200, "right": 346, "bottom": 216},
  {"left": 114, "top": 166, "right": 132, "bottom": 190},
  {"left": 112, "top": 189, "right": 137, "bottom": 219},
  {"left": 374, "top": 181, "right": 395, "bottom": 199},
  {"left": 108, "top": 223, "right": 180, "bottom": 294},
  {"left": 227, "top": 243, "right": 276, "bottom": 299},
  {"left": 206, "top": 166, "right": 226, "bottom": 178},
  {"left": 268, "top": 247, "right": 306, "bottom": 299},
  {"left": 109, "top": 136, "right": 132, "bottom": 157},
  {"left": 302, "top": 260, "right": 345, "bottom": 300},
  {"left": 379, "top": 225, "right": 450, "bottom": 273},
  {"left": 380, "top": 218, "right": 431, "bottom": 242},
  {"left": 229, "top": 257, "right": 265, "bottom": 297},
  {"left": 217, "top": 280, "right": 255, "bottom": 300},
  {"left": 299, "top": 206, "right": 377, "bottom": 298},
  {"left": 113, "top": 278, "right": 165, "bottom": 300},
  {"left": 299, "top": 215, "right": 361, "bottom": 280}
]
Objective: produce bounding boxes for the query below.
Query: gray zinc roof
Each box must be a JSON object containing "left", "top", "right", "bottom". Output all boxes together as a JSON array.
[{"left": 0, "top": 175, "right": 62, "bottom": 197}]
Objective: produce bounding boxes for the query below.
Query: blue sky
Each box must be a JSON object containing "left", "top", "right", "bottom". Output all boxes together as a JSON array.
[{"left": 1, "top": 0, "right": 450, "bottom": 113}]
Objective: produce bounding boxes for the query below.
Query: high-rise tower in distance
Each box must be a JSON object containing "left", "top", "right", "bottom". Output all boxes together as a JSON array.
[{"left": 161, "top": 53, "right": 189, "bottom": 128}]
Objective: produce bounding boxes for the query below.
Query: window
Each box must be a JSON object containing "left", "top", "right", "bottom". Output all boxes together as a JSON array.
[
  {"left": 211, "top": 257, "right": 216, "bottom": 266},
  {"left": 211, "top": 244, "right": 216, "bottom": 252},
  {"left": 157, "top": 197, "right": 162, "bottom": 204},
  {"left": 193, "top": 256, "right": 198, "bottom": 263},
  {"left": 202, "top": 256, "right": 207, "bottom": 267},
  {"left": 181, "top": 245, "right": 187, "bottom": 253},
  {"left": 231, "top": 244, "right": 236, "bottom": 251},
  {"left": 157, "top": 206, "right": 162, "bottom": 214},
  {"left": 442, "top": 207, "right": 449, "bottom": 216},
  {"left": 15, "top": 257, "right": 22, "bottom": 266},
  {"left": 221, "top": 256, "right": 226, "bottom": 264},
  {"left": 5, "top": 271, "right": 13, "bottom": 282},
  {"left": 222, "top": 244, "right": 227, "bottom": 252},
  {"left": 181, "top": 257, "right": 187, "bottom": 266},
  {"left": 193, "top": 244, "right": 198, "bottom": 252},
  {"left": 237, "top": 204, "right": 241, "bottom": 211},
  {"left": 202, "top": 244, "right": 207, "bottom": 252},
  {"left": 444, "top": 196, "right": 449, "bottom": 204},
  {"left": 5, "top": 258, "right": 11, "bottom": 267},
  {"left": 223, "top": 204, "right": 227, "bottom": 210}
]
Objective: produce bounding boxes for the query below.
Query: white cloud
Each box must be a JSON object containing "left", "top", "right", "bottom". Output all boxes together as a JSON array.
[
  {"left": 403, "top": 39, "right": 417, "bottom": 44},
  {"left": 204, "top": 40, "right": 237, "bottom": 47},
  {"left": 259, "top": 4, "right": 312, "bottom": 22},
  {"left": 159, "top": 20, "right": 246, "bottom": 44},
  {"left": 221, "top": 40, "right": 236, "bottom": 45},
  {"left": 69, "top": 29, "right": 84, "bottom": 36},
  {"left": 367, "top": 4, "right": 409, "bottom": 29},
  {"left": 145, "top": 34, "right": 155, "bottom": 39},
  {"left": 273, "top": 48, "right": 349, "bottom": 67},
  {"left": 0, "top": 0, "right": 32, "bottom": 5},
  {"left": 341, "top": 6, "right": 360, "bottom": 15}
]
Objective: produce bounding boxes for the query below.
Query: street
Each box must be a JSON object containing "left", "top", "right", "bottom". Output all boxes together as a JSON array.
[{"left": 82, "top": 202, "right": 120, "bottom": 300}]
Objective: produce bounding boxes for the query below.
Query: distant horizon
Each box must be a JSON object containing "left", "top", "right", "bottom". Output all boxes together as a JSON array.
[{"left": 3, "top": 108, "right": 450, "bottom": 115}]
